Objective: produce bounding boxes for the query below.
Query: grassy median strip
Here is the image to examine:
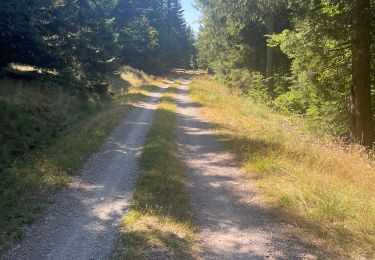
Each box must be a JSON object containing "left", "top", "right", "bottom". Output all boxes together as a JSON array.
[
  {"left": 0, "top": 75, "right": 164, "bottom": 254},
  {"left": 189, "top": 76, "right": 375, "bottom": 258},
  {"left": 113, "top": 84, "right": 197, "bottom": 260}
]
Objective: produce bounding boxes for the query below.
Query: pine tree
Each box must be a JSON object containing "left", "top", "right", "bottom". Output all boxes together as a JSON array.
[{"left": 350, "top": 0, "right": 374, "bottom": 146}]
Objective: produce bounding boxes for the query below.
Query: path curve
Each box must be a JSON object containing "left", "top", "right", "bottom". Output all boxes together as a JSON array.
[
  {"left": 4, "top": 83, "right": 172, "bottom": 260},
  {"left": 176, "top": 82, "right": 317, "bottom": 260}
]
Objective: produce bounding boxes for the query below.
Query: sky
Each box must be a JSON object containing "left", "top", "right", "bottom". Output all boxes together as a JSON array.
[{"left": 181, "top": 0, "right": 201, "bottom": 33}]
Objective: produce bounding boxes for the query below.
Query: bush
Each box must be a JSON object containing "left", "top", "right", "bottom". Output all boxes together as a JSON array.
[
  {"left": 220, "top": 69, "right": 273, "bottom": 105},
  {"left": 305, "top": 99, "right": 349, "bottom": 138},
  {"left": 274, "top": 90, "right": 308, "bottom": 115}
]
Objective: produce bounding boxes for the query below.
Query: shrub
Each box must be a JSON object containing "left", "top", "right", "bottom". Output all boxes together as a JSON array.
[{"left": 274, "top": 90, "right": 308, "bottom": 115}]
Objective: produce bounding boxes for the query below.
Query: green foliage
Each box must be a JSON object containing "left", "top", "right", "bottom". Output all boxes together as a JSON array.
[
  {"left": 189, "top": 55, "right": 197, "bottom": 70},
  {"left": 228, "top": 69, "right": 266, "bottom": 90},
  {"left": 196, "top": 0, "right": 290, "bottom": 74},
  {"left": 0, "top": 0, "right": 120, "bottom": 82},
  {"left": 269, "top": 2, "right": 352, "bottom": 135},
  {"left": 0, "top": 0, "right": 52, "bottom": 68},
  {"left": 0, "top": 0, "right": 196, "bottom": 78},
  {"left": 196, "top": 0, "right": 374, "bottom": 140},
  {"left": 274, "top": 91, "right": 308, "bottom": 115},
  {"left": 113, "top": 0, "right": 196, "bottom": 74}
]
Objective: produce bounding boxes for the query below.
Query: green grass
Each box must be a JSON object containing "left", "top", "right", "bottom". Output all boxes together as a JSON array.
[
  {"left": 113, "top": 85, "right": 197, "bottom": 259},
  {"left": 189, "top": 76, "right": 375, "bottom": 258},
  {"left": 0, "top": 80, "right": 99, "bottom": 171},
  {"left": 0, "top": 73, "right": 164, "bottom": 254}
]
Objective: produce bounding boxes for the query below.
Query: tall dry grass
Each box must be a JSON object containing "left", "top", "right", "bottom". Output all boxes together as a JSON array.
[
  {"left": 119, "top": 66, "right": 154, "bottom": 87},
  {"left": 190, "top": 76, "right": 375, "bottom": 258},
  {"left": 9, "top": 63, "right": 58, "bottom": 75}
]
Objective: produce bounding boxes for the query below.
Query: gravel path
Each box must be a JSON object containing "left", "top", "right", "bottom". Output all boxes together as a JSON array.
[
  {"left": 4, "top": 82, "right": 172, "bottom": 260},
  {"left": 176, "top": 82, "right": 317, "bottom": 260}
]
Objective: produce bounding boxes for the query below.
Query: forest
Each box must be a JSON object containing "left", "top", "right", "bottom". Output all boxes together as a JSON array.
[
  {"left": 0, "top": 0, "right": 195, "bottom": 78},
  {"left": 0, "top": 0, "right": 375, "bottom": 259},
  {"left": 0, "top": 0, "right": 195, "bottom": 170},
  {"left": 196, "top": 0, "right": 374, "bottom": 147}
]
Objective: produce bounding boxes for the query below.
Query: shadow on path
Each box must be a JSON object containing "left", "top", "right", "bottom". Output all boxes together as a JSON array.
[{"left": 176, "top": 83, "right": 320, "bottom": 259}]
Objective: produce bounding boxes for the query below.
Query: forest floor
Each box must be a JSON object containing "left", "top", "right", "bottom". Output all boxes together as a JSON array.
[{"left": 3, "top": 73, "right": 373, "bottom": 259}]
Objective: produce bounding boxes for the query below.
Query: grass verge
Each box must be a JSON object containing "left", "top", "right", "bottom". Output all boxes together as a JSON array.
[
  {"left": 113, "top": 84, "right": 197, "bottom": 259},
  {"left": 189, "top": 76, "right": 375, "bottom": 258},
  {"left": 0, "top": 72, "right": 164, "bottom": 254}
]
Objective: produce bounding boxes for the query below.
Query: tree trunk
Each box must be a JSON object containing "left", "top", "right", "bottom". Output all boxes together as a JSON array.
[
  {"left": 266, "top": 13, "right": 274, "bottom": 79},
  {"left": 266, "top": 10, "right": 275, "bottom": 92},
  {"left": 351, "top": 0, "right": 374, "bottom": 147}
]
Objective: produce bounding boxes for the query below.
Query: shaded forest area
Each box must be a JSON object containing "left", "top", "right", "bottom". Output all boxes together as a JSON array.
[
  {"left": 1, "top": 0, "right": 195, "bottom": 79},
  {"left": 0, "top": 0, "right": 195, "bottom": 171},
  {"left": 196, "top": 0, "right": 374, "bottom": 147}
]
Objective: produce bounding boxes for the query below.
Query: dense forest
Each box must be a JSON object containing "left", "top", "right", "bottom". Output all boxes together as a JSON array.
[
  {"left": 0, "top": 0, "right": 195, "bottom": 80},
  {"left": 196, "top": 0, "right": 374, "bottom": 147},
  {"left": 0, "top": 0, "right": 195, "bottom": 170}
]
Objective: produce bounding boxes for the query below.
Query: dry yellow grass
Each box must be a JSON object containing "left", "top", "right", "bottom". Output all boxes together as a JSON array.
[
  {"left": 120, "top": 66, "right": 155, "bottom": 87},
  {"left": 190, "top": 76, "right": 375, "bottom": 258},
  {"left": 9, "top": 63, "right": 58, "bottom": 75}
]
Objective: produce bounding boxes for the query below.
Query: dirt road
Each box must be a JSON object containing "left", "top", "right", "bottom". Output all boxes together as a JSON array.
[
  {"left": 176, "top": 82, "right": 317, "bottom": 259},
  {"left": 4, "top": 83, "right": 171, "bottom": 260},
  {"left": 4, "top": 79, "right": 318, "bottom": 260}
]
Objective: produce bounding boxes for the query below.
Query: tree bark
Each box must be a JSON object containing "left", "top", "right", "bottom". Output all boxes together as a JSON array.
[
  {"left": 351, "top": 0, "right": 374, "bottom": 147},
  {"left": 266, "top": 9, "right": 275, "bottom": 92},
  {"left": 266, "top": 13, "right": 274, "bottom": 79}
]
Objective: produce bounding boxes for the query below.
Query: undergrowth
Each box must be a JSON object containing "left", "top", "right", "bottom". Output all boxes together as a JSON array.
[
  {"left": 0, "top": 80, "right": 100, "bottom": 171},
  {"left": 190, "top": 76, "right": 375, "bottom": 258},
  {"left": 113, "top": 84, "right": 197, "bottom": 259}
]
